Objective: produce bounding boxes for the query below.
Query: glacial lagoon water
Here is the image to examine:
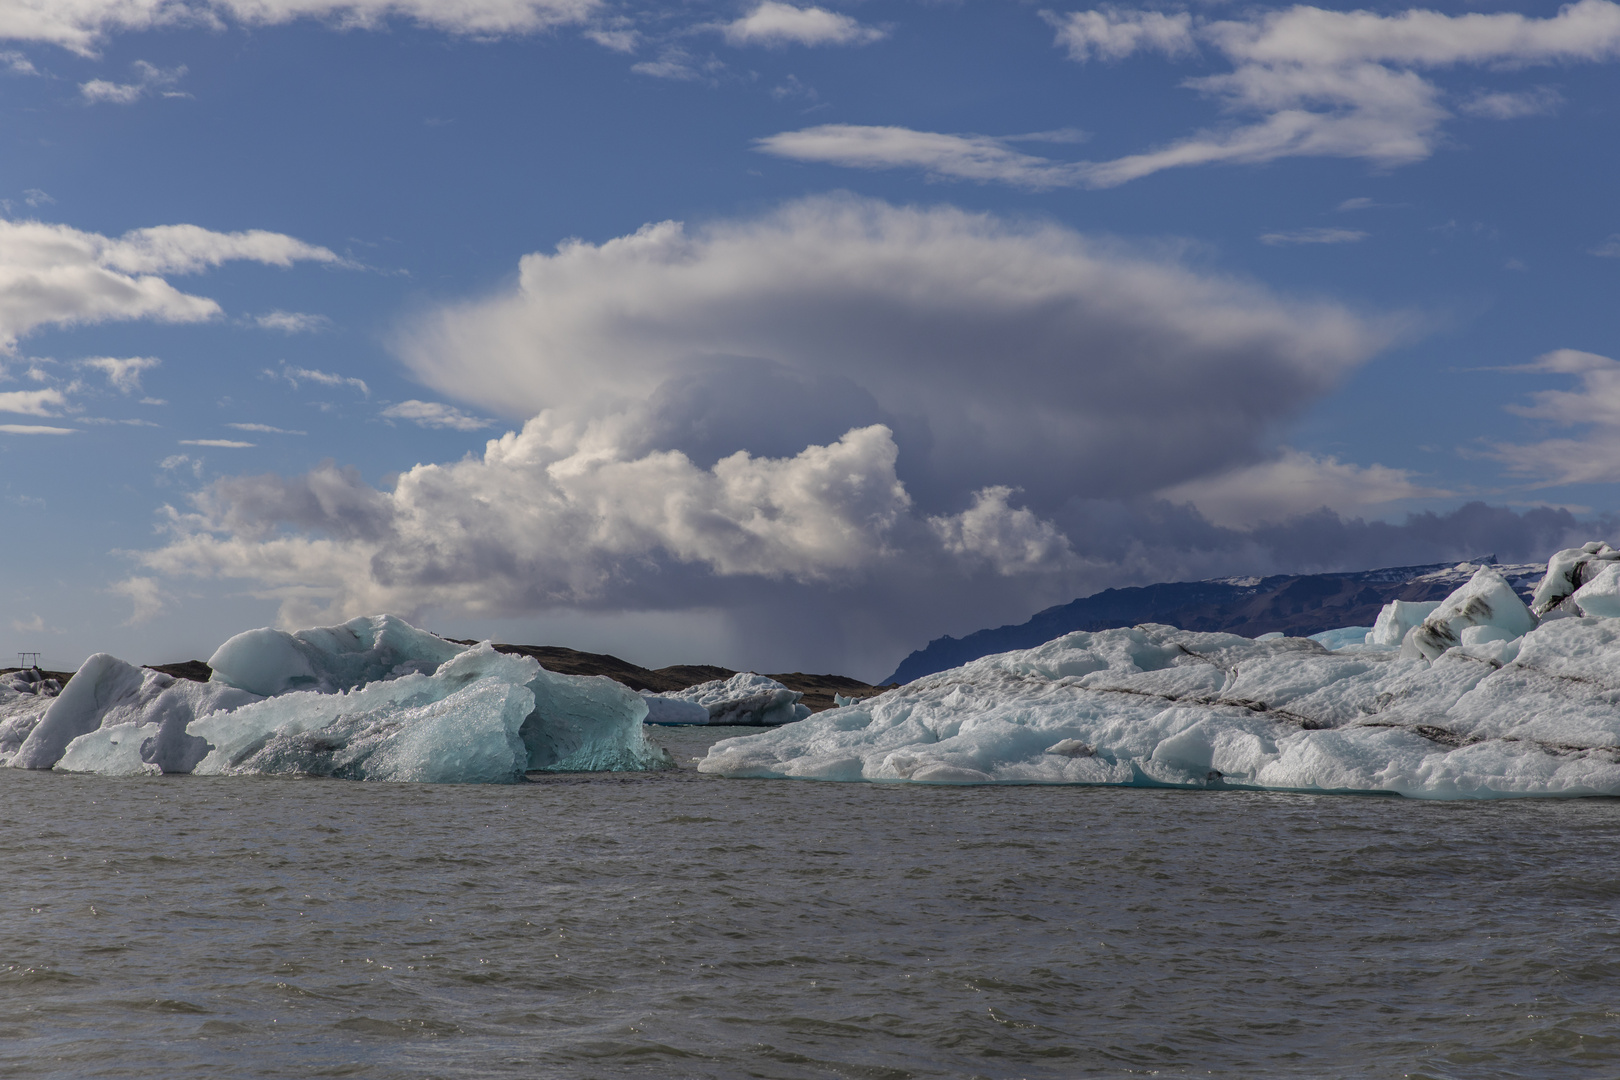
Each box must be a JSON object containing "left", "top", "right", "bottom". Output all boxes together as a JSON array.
[{"left": 3, "top": 725, "right": 1618, "bottom": 1080}]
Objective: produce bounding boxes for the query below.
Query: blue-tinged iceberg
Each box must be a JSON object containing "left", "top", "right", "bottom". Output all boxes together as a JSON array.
[
  {"left": 700, "top": 554, "right": 1620, "bottom": 799},
  {"left": 4, "top": 615, "right": 670, "bottom": 782}
]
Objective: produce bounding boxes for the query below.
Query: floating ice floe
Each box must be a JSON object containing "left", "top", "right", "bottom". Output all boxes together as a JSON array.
[
  {"left": 3, "top": 615, "right": 671, "bottom": 782},
  {"left": 642, "top": 672, "right": 811, "bottom": 726},
  {"left": 701, "top": 556, "right": 1620, "bottom": 799}
]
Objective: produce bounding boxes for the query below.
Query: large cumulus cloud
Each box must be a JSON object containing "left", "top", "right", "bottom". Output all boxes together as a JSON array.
[
  {"left": 136, "top": 196, "right": 1588, "bottom": 677},
  {"left": 395, "top": 195, "right": 1393, "bottom": 510}
]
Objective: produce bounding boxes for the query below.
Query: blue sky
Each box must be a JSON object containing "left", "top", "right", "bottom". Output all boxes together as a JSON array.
[{"left": 1, "top": 0, "right": 1618, "bottom": 681}]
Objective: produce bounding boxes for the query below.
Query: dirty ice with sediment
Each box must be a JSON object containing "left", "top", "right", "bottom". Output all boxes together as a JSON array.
[{"left": 8, "top": 545, "right": 1620, "bottom": 797}]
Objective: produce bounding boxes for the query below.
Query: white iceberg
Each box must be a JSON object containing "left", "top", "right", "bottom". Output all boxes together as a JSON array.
[
  {"left": 9, "top": 615, "right": 671, "bottom": 782},
  {"left": 643, "top": 672, "right": 811, "bottom": 726},
  {"left": 1571, "top": 561, "right": 1620, "bottom": 618},
  {"left": 699, "top": 552, "right": 1620, "bottom": 799},
  {"left": 0, "top": 672, "right": 58, "bottom": 766},
  {"left": 1530, "top": 542, "right": 1620, "bottom": 616},
  {"left": 1406, "top": 567, "right": 1535, "bottom": 659},
  {"left": 1367, "top": 600, "right": 1441, "bottom": 646}
]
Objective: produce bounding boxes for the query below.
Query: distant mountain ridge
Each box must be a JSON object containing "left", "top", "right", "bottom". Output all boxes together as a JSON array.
[{"left": 884, "top": 558, "right": 1546, "bottom": 685}]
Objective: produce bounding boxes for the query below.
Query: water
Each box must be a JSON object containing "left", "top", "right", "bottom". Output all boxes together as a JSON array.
[{"left": 2, "top": 725, "right": 1618, "bottom": 1079}]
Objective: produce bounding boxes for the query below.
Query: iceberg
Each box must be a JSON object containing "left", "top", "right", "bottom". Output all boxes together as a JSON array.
[
  {"left": 0, "top": 671, "right": 57, "bottom": 765},
  {"left": 699, "top": 554, "right": 1620, "bottom": 799},
  {"left": 643, "top": 672, "right": 811, "bottom": 726},
  {"left": 1405, "top": 567, "right": 1535, "bottom": 659},
  {"left": 1367, "top": 600, "right": 1440, "bottom": 646},
  {"left": 8, "top": 615, "right": 671, "bottom": 782},
  {"left": 1530, "top": 542, "right": 1620, "bottom": 616}
]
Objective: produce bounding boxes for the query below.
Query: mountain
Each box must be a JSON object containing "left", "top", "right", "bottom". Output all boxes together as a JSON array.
[{"left": 884, "top": 558, "right": 1546, "bottom": 685}]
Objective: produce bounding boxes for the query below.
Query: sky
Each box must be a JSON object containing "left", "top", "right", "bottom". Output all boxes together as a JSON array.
[{"left": 1, "top": 0, "right": 1618, "bottom": 682}]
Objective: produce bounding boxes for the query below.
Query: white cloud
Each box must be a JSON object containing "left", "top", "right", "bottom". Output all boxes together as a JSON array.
[
  {"left": 270, "top": 362, "right": 369, "bottom": 397},
  {"left": 129, "top": 196, "right": 1420, "bottom": 668},
  {"left": 0, "top": 422, "right": 73, "bottom": 434},
  {"left": 929, "top": 486, "right": 1075, "bottom": 575},
  {"left": 22, "top": 188, "right": 51, "bottom": 207},
  {"left": 80, "top": 59, "right": 184, "bottom": 104},
  {"left": 226, "top": 422, "right": 305, "bottom": 434},
  {"left": 79, "top": 355, "right": 159, "bottom": 393},
  {"left": 1487, "top": 350, "right": 1620, "bottom": 487},
  {"left": 0, "top": 218, "right": 341, "bottom": 351},
  {"left": 1259, "top": 227, "right": 1368, "bottom": 245},
  {"left": 0, "top": 0, "right": 599, "bottom": 56},
  {"left": 159, "top": 452, "right": 203, "bottom": 479},
  {"left": 394, "top": 196, "right": 1389, "bottom": 509},
  {"left": 380, "top": 399, "right": 492, "bottom": 431},
  {"left": 11, "top": 612, "right": 46, "bottom": 633},
  {"left": 630, "top": 46, "right": 723, "bottom": 82},
  {"left": 1458, "top": 86, "right": 1563, "bottom": 119},
  {"left": 722, "top": 3, "right": 885, "bottom": 48},
  {"left": 1590, "top": 234, "right": 1620, "bottom": 257},
  {"left": 1155, "top": 448, "right": 1444, "bottom": 528},
  {"left": 99, "top": 224, "right": 344, "bottom": 274},
  {"left": 0, "top": 49, "right": 37, "bottom": 74},
  {"left": 756, "top": 125, "right": 1090, "bottom": 189},
  {"left": 180, "top": 438, "right": 255, "bottom": 447},
  {"left": 583, "top": 22, "right": 637, "bottom": 53},
  {"left": 109, "top": 575, "right": 165, "bottom": 625},
  {"left": 1029, "top": 1, "right": 1620, "bottom": 186},
  {"left": 1043, "top": 8, "right": 1195, "bottom": 62},
  {"left": 255, "top": 310, "right": 331, "bottom": 333},
  {"left": 136, "top": 423, "right": 921, "bottom": 626},
  {"left": 0, "top": 386, "right": 69, "bottom": 415}
]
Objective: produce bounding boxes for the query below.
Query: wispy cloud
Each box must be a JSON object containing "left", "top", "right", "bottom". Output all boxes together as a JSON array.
[
  {"left": 1590, "top": 234, "right": 1620, "bottom": 258},
  {"left": 1042, "top": 8, "right": 1195, "bottom": 62},
  {"left": 270, "top": 362, "right": 369, "bottom": 398},
  {"left": 631, "top": 46, "right": 724, "bottom": 82},
  {"left": 757, "top": 125, "right": 1090, "bottom": 189},
  {"left": 255, "top": 310, "right": 331, "bottom": 333},
  {"left": 1486, "top": 350, "right": 1620, "bottom": 487},
  {"left": 0, "top": 50, "right": 38, "bottom": 76},
  {"left": 180, "top": 438, "right": 255, "bottom": 447},
  {"left": 380, "top": 400, "right": 492, "bottom": 431},
  {"left": 227, "top": 422, "right": 306, "bottom": 434},
  {"left": 0, "top": 218, "right": 344, "bottom": 352},
  {"left": 81, "top": 60, "right": 186, "bottom": 105},
  {"left": 0, "top": 0, "right": 600, "bottom": 56},
  {"left": 0, "top": 423, "right": 74, "bottom": 435},
  {"left": 797, "top": 1, "right": 1620, "bottom": 188},
  {"left": 78, "top": 355, "right": 159, "bottom": 394},
  {"left": 110, "top": 576, "right": 165, "bottom": 625},
  {"left": 1458, "top": 86, "right": 1564, "bottom": 120},
  {"left": 1259, "top": 227, "right": 1368, "bottom": 246},
  {"left": 722, "top": 3, "right": 886, "bottom": 48},
  {"left": 0, "top": 387, "right": 72, "bottom": 416}
]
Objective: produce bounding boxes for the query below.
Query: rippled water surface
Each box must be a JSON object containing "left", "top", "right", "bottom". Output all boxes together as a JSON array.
[{"left": 3, "top": 726, "right": 1618, "bottom": 1079}]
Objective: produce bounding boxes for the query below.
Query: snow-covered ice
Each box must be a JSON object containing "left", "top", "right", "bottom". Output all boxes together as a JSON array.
[
  {"left": 643, "top": 673, "right": 811, "bottom": 726},
  {"left": 700, "top": 557, "right": 1620, "bottom": 799},
  {"left": 5, "top": 615, "right": 671, "bottom": 782}
]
